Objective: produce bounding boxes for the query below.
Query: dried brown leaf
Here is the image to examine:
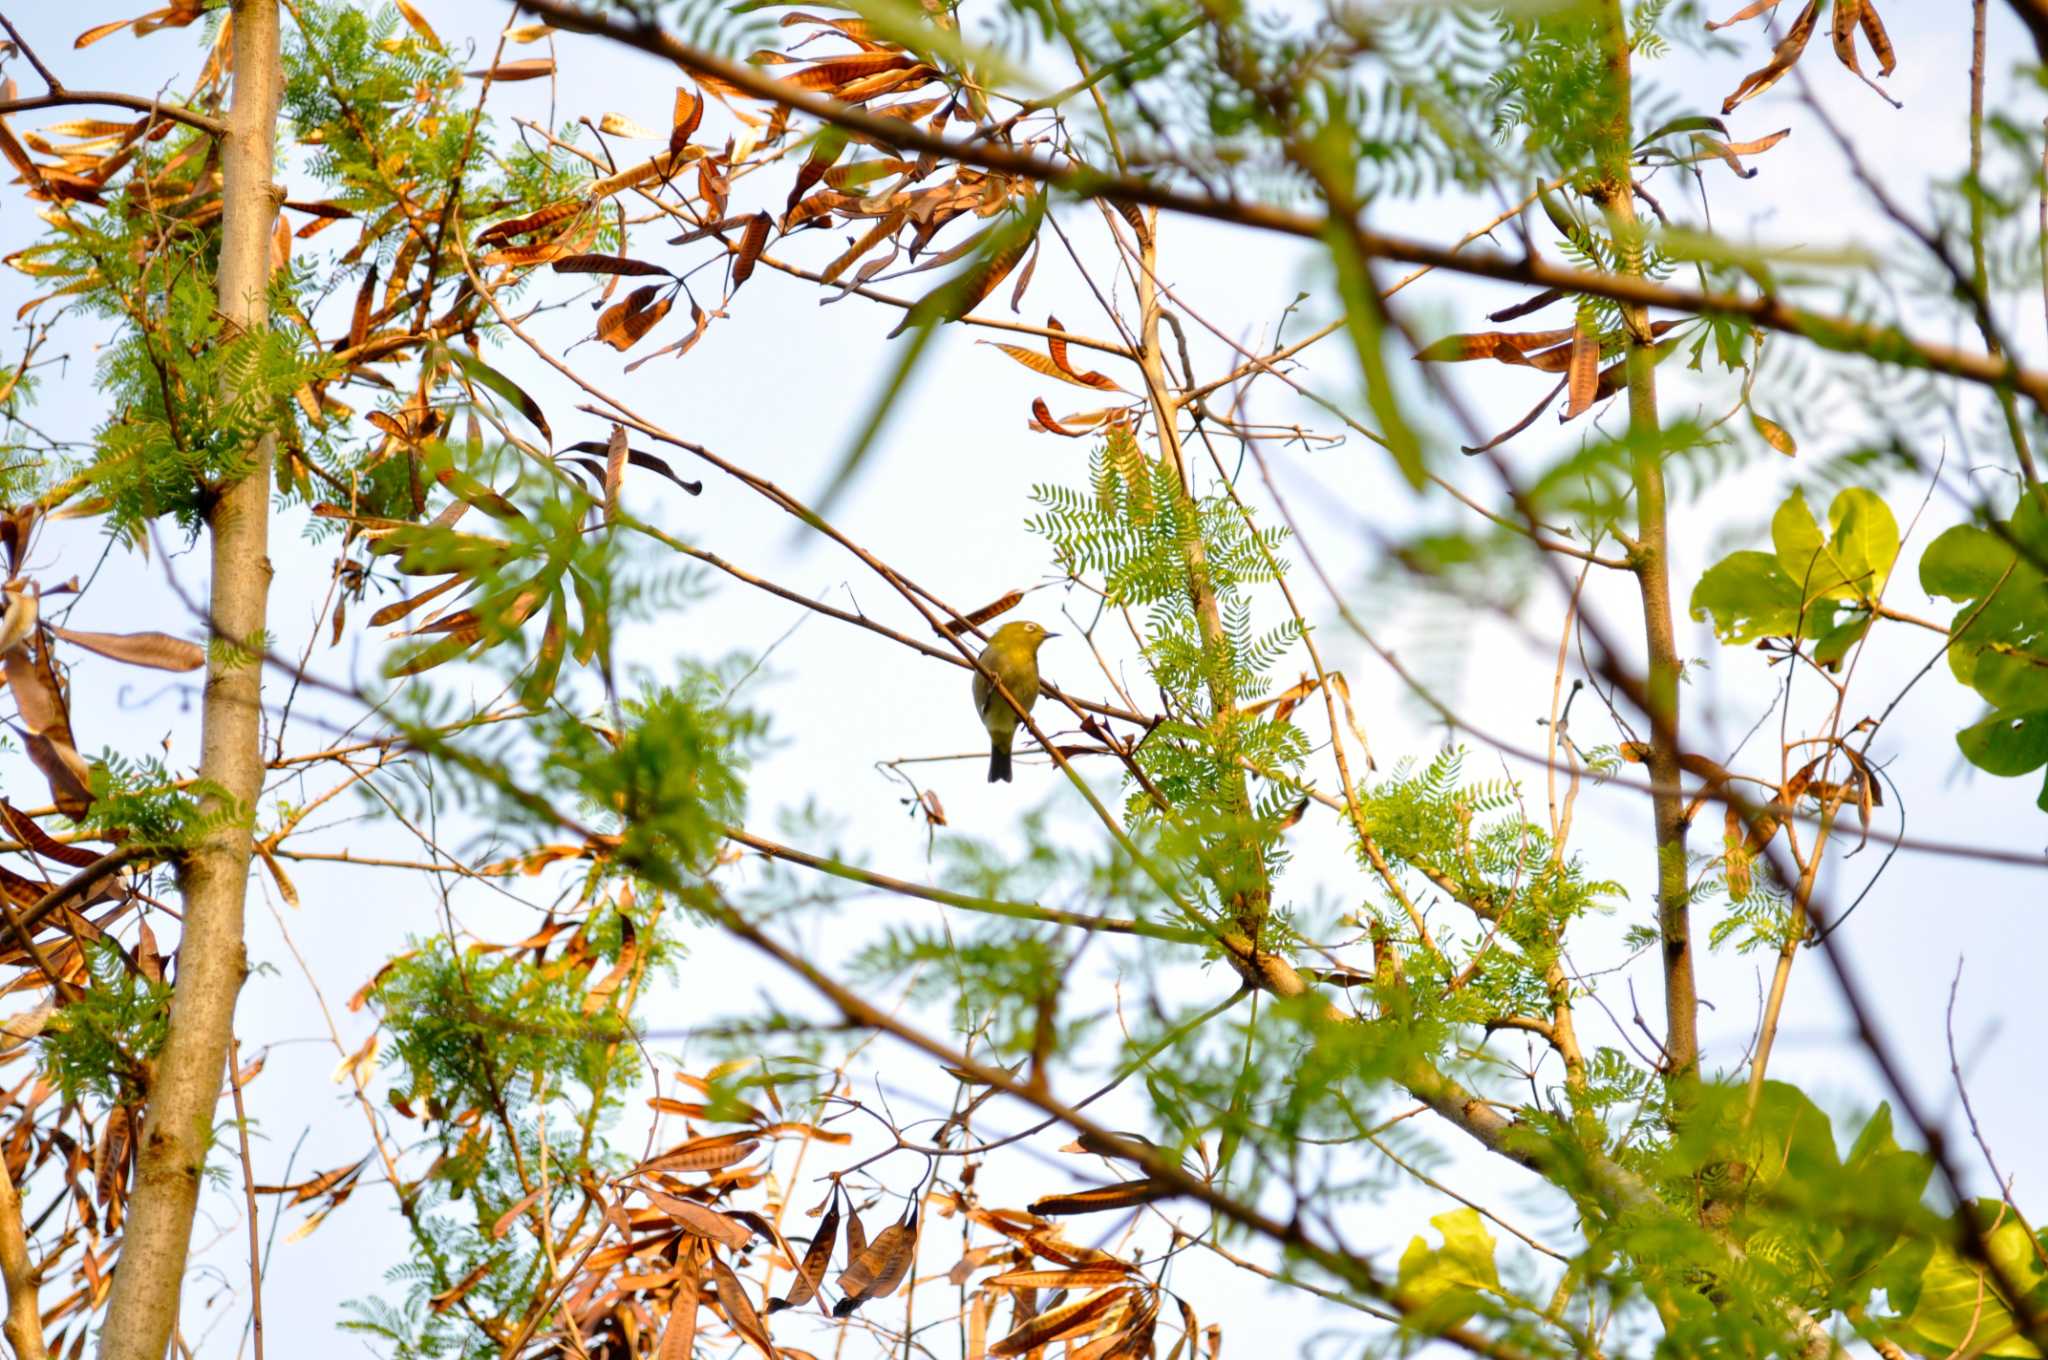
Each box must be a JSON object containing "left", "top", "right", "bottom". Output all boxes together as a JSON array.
[
  {"left": 1244, "top": 674, "right": 1319, "bottom": 724},
  {"left": 475, "top": 200, "right": 582, "bottom": 248},
  {"left": 659, "top": 1267, "right": 701, "bottom": 1359},
  {"left": 256, "top": 844, "right": 300, "bottom": 907},
  {"left": 832, "top": 1217, "right": 917, "bottom": 1316},
  {"left": 597, "top": 284, "right": 676, "bottom": 351},
  {"left": 1721, "top": 0, "right": 1820, "bottom": 113},
  {"left": 468, "top": 57, "right": 553, "bottom": 81},
  {"left": 561, "top": 439, "right": 703, "bottom": 495},
  {"left": 429, "top": 1259, "right": 492, "bottom": 1313},
  {"left": 1859, "top": 0, "right": 1895, "bottom": 74},
  {"left": 598, "top": 112, "right": 660, "bottom": 139},
  {"left": 604, "top": 423, "right": 628, "bottom": 522},
  {"left": 550, "top": 253, "right": 674, "bottom": 277},
  {"left": 368, "top": 575, "right": 463, "bottom": 628},
  {"left": 784, "top": 52, "right": 913, "bottom": 91},
  {"left": 1723, "top": 128, "right": 1793, "bottom": 157},
  {"left": 1751, "top": 408, "right": 1797, "bottom": 455},
  {"left": 50, "top": 626, "right": 204, "bottom": 672},
  {"left": 984, "top": 1266, "right": 1135, "bottom": 1290},
  {"left": 818, "top": 209, "right": 906, "bottom": 287},
  {"left": 969, "top": 1291, "right": 992, "bottom": 1360},
  {"left": 938, "top": 590, "right": 1024, "bottom": 636},
  {"left": 632, "top": 1134, "right": 760, "bottom": 1175},
  {"left": 1028, "top": 1179, "right": 1176, "bottom": 1217},
  {"left": 731, "top": 212, "right": 773, "bottom": 290},
  {"left": 255, "top": 1154, "right": 370, "bottom": 1207},
  {"left": 640, "top": 1187, "right": 755, "bottom": 1250},
  {"left": 980, "top": 341, "right": 1121, "bottom": 391},
  {"left": 0, "top": 801, "right": 97, "bottom": 868},
  {"left": 989, "top": 1289, "right": 1131, "bottom": 1357},
  {"left": 1008, "top": 238, "right": 1040, "bottom": 312},
  {"left": 1413, "top": 327, "right": 1575, "bottom": 363},
  {"left": 770, "top": 1193, "right": 840, "bottom": 1312},
  {"left": 3, "top": 641, "right": 63, "bottom": 730},
  {"left": 1565, "top": 320, "right": 1599, "bottom": 419},
  {"left": 490, "top": 1186, "right": 543, "bottom": 1239},
  {"left": 1706, "top": 0, "right": 1784, "bottom": 27},
  {"left": 708, "top": 1253, "right": 777, "bottom": 1360},
  {"left": 347, "top": 265, "right": 377, "bottom": 350},
  {"left": 671, "top": 86, "right": 705, "bottom": 154}
]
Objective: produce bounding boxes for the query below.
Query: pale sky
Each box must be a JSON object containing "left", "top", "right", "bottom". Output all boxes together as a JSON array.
[{"left": 2, "top": 1, "right": 2045, "bottom": 1355}]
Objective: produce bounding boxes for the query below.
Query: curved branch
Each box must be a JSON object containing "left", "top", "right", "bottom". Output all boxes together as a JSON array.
[
  {"left": 0, "top": 91, "right": 225, "bottom": 140},
  {"left": 517, "top": 0, "right": 2048, "bottom": 407}
]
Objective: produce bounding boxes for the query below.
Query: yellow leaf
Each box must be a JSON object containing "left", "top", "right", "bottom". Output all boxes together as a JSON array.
[
  {"left": 1751, "top": 409, "right": 1797, "bottom": 456},
  {"left": 394, "top": 0, "right": 442, "bottom": 49},
  {"left": 599, "top": 113, "right": 661, "bottom": 139}
]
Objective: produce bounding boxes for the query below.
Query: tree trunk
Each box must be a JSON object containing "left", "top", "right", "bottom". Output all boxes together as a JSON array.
[{"left": 98, "top": 0, "right": 281, "bottom": 1353}]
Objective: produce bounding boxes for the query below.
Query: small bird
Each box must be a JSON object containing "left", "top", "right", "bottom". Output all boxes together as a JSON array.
[{"left": 971, "top": 620, "right": 1056, "bottom": 783}]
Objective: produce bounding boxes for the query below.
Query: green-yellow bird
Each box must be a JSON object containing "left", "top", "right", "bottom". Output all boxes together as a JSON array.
[{"left": 972, "top": 620, "right": 1056, "bottom": 782}]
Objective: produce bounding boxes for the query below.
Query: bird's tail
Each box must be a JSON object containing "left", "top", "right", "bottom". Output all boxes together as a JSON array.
[{"left": 987, "top": 744, "right": 1013, "bottom": 783}]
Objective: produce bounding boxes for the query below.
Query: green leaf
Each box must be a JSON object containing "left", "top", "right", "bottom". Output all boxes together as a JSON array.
[
  {"left": 1812, "top": 612, "right": 1871, "bottom": 668},
  {"left": 1396, "top": 1208, "right": 1501, "bottom": 1329},
  {"left": 1771, "top": 490, "right": 1829, "bottom": 593},
  {"left": 1956, "top": 708, "right": 2048, "bottom": 779},
  {"left": 1690, "top": 550, "right": 1802, "bottom": 643},
  {"left": 1828, "top": 487, "right": 1900, "bottom": 598},
  {"left": 1920, "top": 525, "right": 2014, "bottom": 601},
  {"left": 1830, "top": 1104, "right": 1935, "bottom": 1306},
  {"left": 1920, "top": 511, "right": 2048, "bottom": 755},
  {"left": 1893, "top": 1201, "right": 2047, "bottom": 1358},
  {"left": 1742, "top": 1081, "right": 1841, "bottom": 1195},
  {"left": 1771, "top": 488, "right": 1897, "bottom": 606},
  {"left": 1327, "top": 222, "right": 1424, "bottom": 490}
]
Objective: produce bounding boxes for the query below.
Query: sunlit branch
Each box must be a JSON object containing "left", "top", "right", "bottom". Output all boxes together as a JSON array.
[
  {"left": 720, "top": 824, "right": 1205, "bottom": 944},
  {"left": 519, "top": 0, "right": 2048, "bottom": 408}
]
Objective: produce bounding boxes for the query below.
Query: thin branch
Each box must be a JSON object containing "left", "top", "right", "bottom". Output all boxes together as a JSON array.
[
  {"left": 714, "top": 903, "right": 1548, "bottom": 1360},
  {"left": 516, "top": 0, "right": 2048, "bottom": 408},
  {"left": 0, "top": 89, "right": 226, "bottom": 138},
  {"left": 229, "top": 1042, "right": 265, "bottom": 1360},
  {"left": 721, "top": 824, "right": 1204, "bottom": 945}
]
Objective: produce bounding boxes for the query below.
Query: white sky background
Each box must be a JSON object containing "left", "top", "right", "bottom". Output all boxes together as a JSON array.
[{"left": 3, "top": 0, "right": 2048, "bottom": 1355}]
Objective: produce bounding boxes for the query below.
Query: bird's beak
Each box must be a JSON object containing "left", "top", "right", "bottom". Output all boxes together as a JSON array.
[{"left": 1043, "top": 632, "right": 1061, "bottom": 640}]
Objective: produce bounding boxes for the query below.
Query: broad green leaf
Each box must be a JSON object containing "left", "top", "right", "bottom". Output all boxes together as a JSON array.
[
  {"left": 1919, "top": 507, "right": 2048, "bottom": 794},
  {"left": 1828, "top": 487, "right": 1899, "bottom": 596},
  {"left": 1743, "top": 1081, "right": 1841, "bottom": 1194},
  {"left": 1920, "top": 524, "right": 2014, "bottom": 601},
  {"left": 1771, "top": 488, "right": 1897, "bottom": 606},
  {"left": 1893, "top": 1201, "right": 2047, "bottom": 1359},
  {"left": 1956, "top": 708, "right": 2048, "bottom": 779},
  {"left": 1772, "top": 491, "right": 1839, "bottom": 600},
  {"left": 1831, "top": 1105, "right": 1935, "bottom": 1305},
  {"left": 1396, "top": 1208, "right": 1501, "bottom": 1329},
  {"left": 1690, "top": 550, "right": 1801, "bottom": 643}
]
